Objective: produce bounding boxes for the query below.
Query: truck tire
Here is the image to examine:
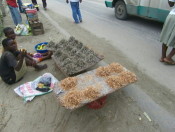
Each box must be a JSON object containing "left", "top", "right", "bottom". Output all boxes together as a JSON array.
[{"left": 115, "top": 0, "right": 128, "bottom": 20}]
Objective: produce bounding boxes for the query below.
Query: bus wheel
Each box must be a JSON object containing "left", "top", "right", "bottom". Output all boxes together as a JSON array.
[{"left": 115, "top": 0, "right": 128, "bottom": 20}]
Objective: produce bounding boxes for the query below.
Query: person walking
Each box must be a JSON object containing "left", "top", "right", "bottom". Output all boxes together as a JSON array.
[
  {"left": 17, "top": 0, "right": 24, "bottom": 13},
  {"left": 66, "top": 0, "right": 82, "bottom": 24},
  {"left": 31, "top": 0, "right": 47, "bottom": 11},
  {"left": 6, "top": 0, "right": 22, "bottom": 25},
  {"left": 160, "top": 0, "right": 175, "bottom": 64}
]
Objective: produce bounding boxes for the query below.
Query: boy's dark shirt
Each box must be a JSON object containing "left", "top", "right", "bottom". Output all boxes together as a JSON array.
[{"left": 0, "top": 51, "right": 18, "bottom": 84}]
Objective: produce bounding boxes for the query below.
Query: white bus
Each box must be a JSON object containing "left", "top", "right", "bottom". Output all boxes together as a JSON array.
[{"left": 105, "top": 0, "right": 172, "bottom": 22}]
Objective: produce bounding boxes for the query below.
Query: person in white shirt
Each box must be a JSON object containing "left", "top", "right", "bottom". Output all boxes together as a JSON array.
[
  {"left": 160, "top": 0, "right": 175, "bottom": 64},
  {"left": 66, "top": 0, "right": 82, "bottom": 23}
]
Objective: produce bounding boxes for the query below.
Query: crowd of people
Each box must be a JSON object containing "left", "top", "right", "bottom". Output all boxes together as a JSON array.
[
  {"left": 6, "top": 0, "right": 83, "bottom": 26},
  {"left": 6, "top": 0, "right": 48, "bottom": 26}
]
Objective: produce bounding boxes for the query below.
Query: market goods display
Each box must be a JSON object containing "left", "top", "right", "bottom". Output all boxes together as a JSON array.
[
  {"left": 47, "top": 36, "right": 104, "bottom": 76},
  {"left": 54, "top": 63, "right": 137, "bottom": 109},
  {"left": 60, "top": 77, "right": 77, "bottom": 90},
  {"left": 83, "top": 85, "right": 101, "bottom": 100},
  {"left": 35, "top": 42, "right": 48, "bottom": 53},
  {"left": 106, "top": 71, "right": 136, "bottom": 89},
  {"left": 36, "top": 44, "right": 46, "bottom": 50},
  {"left": 60, "top": 90, "right": 83, "bottom": 108},
  {"left": 96, "top": 63, "right": 124, "bottom": 77}
]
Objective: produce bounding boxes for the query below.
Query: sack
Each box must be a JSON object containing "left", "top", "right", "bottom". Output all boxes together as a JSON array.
[{"left": 14, "top": 73, "right": 59, "bottom": 102}]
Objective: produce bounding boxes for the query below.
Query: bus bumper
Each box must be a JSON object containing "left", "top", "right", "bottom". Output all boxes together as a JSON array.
[{"left": 105, "top": 1, "right": 113, "bottom": 8}]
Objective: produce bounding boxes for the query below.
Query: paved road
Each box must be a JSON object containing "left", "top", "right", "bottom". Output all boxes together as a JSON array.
[{"left": 38, "top": 0, "right": 175, "bottom": 131}]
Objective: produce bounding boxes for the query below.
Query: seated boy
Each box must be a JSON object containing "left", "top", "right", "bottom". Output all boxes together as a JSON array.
[
  {"left": 3, "top": 27, "right": 52, "bottom": 63},
  {"left": 0, "top": 38, "right": 47, "bottom": 84}
]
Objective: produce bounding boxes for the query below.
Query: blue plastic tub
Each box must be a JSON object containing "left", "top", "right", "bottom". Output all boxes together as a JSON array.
[
  {"left": 27, "top": 4, "right": 34, "bottom": 9},
  {"left": 35, "top": 42, "right": 48, "bottom": 53}
]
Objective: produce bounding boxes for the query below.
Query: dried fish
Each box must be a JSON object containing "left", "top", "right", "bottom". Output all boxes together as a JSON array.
[
  {"left": 46, "top": 41, "right": 55, "bottom": 48},
  {"left": 118, "top": 71, "right": 137, "bottom": 83},
  {"left": 96, "top": 66, "right": 111, "bottom": 77},
  {"left": 59, "top": 39, "right": 67, "bottom": 45},
  {"left": 66, "top": 64, "right": 75, "bottom": 75},
  {"left": 106, "top": 75, "right": 124, "bottom": 89},
  {"left": 96, "top": 63, "right": 125, "bottom": 77},
  {"left": 60, "top": 77, "right": 77, "bottom": 90},
  {"left": 60, "top": 90, "right": 83, "bottom": 108},
  {"left": 75, "top": 59, "right": 86, "bottom": 69},
  {"left": 59, "top": 54, "right": 68, "bottom": 62},
  {"left": 54, "top": 43, "right": 63, "bottom": 49},
  {"left": 68, "top": 36, "right": 75, "bottom": 42},
  {"left": 65, "top": 46, "right": 72, "bottom": 52},
  {"left": 107, "top": 63, "right": 124, "bottom": 73},
  {"left": 54, "top": 50, "right": 62, "bottom": 58},
  {"left": 69, "top": 40, "right": 76, "bottom": 47},
  {"left": 83, "top": 85, "right": 101, "bottom": 100},
  {"left": 70, "top": 48, "right": 77, "bottom": 56},
  {"left": 62, "top": 58, "right": 72, "bottom": 66},
  {"left": 52, "top": 37, "right": 103, "bottom": 75},
  {"left": 81, "top": 46, "right": 89, "bottom": 54},
  {"left": 55, "top": 63, "right": 137, "bottom": 109},
  {"left": 76, "top": 42, "right": 83, "bottom": 49},
  {"left": 106, "top": 71, "right": 137, "bottom": 89},
  {"left": 86, "top": 54, "right": 99, "bottom": 64}
]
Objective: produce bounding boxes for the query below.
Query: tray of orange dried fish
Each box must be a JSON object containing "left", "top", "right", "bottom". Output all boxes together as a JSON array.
[{"left": 53, "top": 63, "right": 137, "bottom": 109}]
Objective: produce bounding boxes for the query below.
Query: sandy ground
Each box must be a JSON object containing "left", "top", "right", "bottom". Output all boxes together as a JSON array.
[{"left": 0, "top": 5, "right": 163, "bottom": 132}]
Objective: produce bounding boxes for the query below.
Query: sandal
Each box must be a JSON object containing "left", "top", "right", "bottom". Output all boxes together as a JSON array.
[
  {"left": 163, "top": 58, "right": 175, "bottom": 65},
  {"left": 160, "top": 58, "right": 165, "bottom": 62}
]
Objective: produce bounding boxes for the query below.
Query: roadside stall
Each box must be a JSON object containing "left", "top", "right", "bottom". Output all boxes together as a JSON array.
[
  {"left": 14, "top": 35, "right": 137, "bottom": 109},
  {"left": 53, "top": 63, "right": 137, "bottom": 110},
  {"left": 22, "top": 3, "right": 44, "bottom": 36},
  {"left": 45, "top": 36, "right": 137, "bottom": 109}
]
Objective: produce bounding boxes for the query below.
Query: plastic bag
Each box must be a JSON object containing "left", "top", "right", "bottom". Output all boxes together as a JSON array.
[
  {"left": 36, "top": 76, "right": 51, "bottom": 92},
  {"left": 15, "top": 24, "right": 29, "bottom": 36}
]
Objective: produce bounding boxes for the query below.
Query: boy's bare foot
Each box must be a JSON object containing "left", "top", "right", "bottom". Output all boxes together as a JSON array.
[
  {"left": 35, "top": 64, "right": 47, "bottom": 70},
  {"left": 47, "top": 51, "right": 53, "bottom": 58},
  {"left": 43, "top": 51, "right": 53, "bottom": 60}
]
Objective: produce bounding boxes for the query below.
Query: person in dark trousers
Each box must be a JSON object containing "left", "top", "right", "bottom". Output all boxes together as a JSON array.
[
  {"left": 6, "top": 0, "right": 22, "bottom": 25},
  {"left": 31, "top": 0, "right": 47, "bottom": 11},
  {"left": 66, "top": 0, "right": 82, "bottom": 24},
  {"left": 0, "top": 38, "right": 47, "bottom": 84},
  {"left": 17, "top": 0, "right": 24, "bottom": 13}
]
